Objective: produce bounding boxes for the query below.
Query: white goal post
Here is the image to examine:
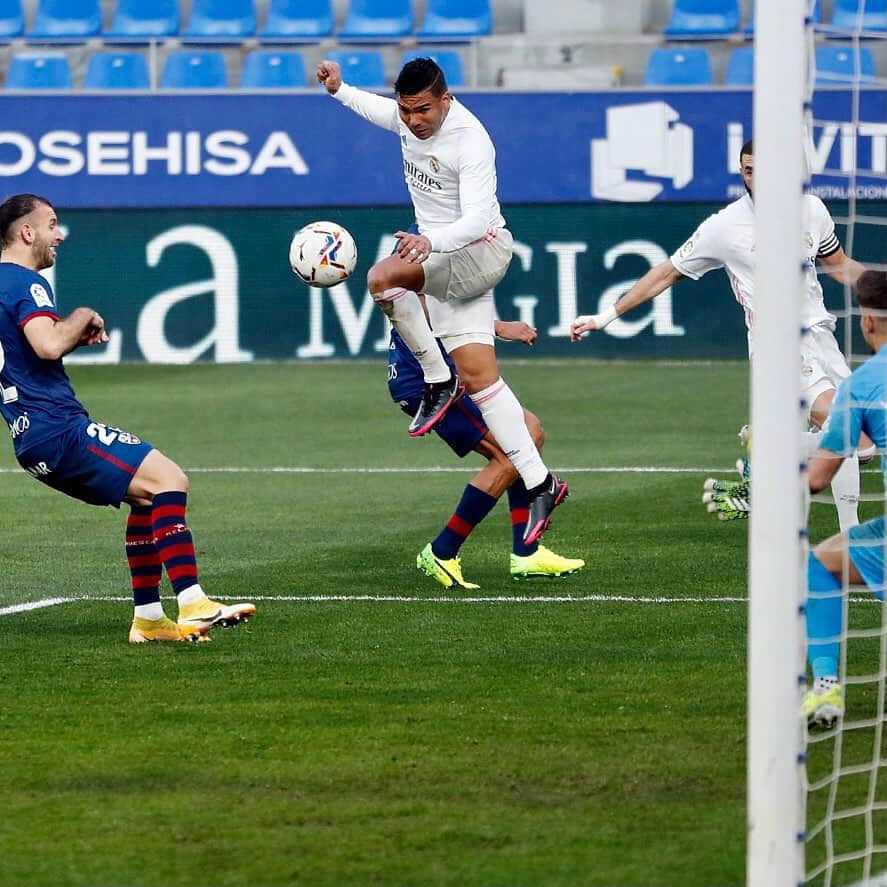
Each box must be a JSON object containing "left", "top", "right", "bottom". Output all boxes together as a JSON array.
[{"left": 747, "top": 0, "right": 807, "bottom": 884}]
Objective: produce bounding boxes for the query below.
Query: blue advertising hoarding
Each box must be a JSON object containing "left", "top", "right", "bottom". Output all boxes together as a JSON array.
[{"left": 0, "top": 89, "right": 885, "bottom": 207}]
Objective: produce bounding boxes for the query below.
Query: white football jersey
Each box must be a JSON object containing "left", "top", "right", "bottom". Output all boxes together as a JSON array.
[
  {"left": 332, "top": 83, "right": 506, "bottom": 253},
  {"left": 670, "top": 193, "right": 841, "bottom": 355}
]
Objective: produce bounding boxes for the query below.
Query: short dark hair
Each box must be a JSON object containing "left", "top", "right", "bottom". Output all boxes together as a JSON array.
[
  {"left": 394, "top": 57, "right": 447, "bottom": 97},
  {"left": 740, "top": 139, "right": 753, "bottom": 163},
  {"left": 0, "top": 194, "right": 53, "bottom": 247},
  {"left": 857, "top": 270, "right": 887, "bottom": 313}
]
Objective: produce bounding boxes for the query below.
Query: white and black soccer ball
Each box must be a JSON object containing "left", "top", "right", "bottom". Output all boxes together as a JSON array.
[{"left": 289, "top": 221, "right": 357, "bottom": 288}]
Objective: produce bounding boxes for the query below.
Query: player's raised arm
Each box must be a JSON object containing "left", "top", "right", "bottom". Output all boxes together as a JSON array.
[
  {"left": 571, "top": 259, "right": 684, "bottom": 341},
  {"left": 23, "top": 307, "right": 108, "bottom": 360},
  {"left": 318, "top": 59, "right": 400, "bottom": 133},
  {"left": 819, "top": 247, "right": 866, "bottom": 288}
]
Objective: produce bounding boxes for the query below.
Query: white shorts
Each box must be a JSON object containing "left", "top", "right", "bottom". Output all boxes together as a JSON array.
[
  {"left": 801, "top": 324, "right": 851, "bottom": 418},
  {"left": 422, "top": 227, "right": 513, "bottom": 348}
]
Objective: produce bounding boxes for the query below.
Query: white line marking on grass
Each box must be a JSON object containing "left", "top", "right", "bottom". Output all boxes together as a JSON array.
[
  {"left": 2, "top": 593, "right": 880, "bottom": 618},
  {"left": 0, "top": 597, "right": 71, "bottom": 616}
]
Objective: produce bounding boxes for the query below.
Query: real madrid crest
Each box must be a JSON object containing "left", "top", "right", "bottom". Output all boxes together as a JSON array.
[{"left": 429, "top": 156, "right": 440, "bottom": 173}]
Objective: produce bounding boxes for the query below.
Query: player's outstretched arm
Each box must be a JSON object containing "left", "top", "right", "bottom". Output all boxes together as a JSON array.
[
  {"left": 494, "top": 320, "right": 537, "bottom": 345},
  {"left": 317, "top": 59, "right": 399, "bottom": 133},
  {"left": 819, "top": 248, "right": 866, "bottom": 287},
  {"left": 571, "top": 259, "right": 684, "bottom": 341},
  {"left": 23, "top": 307, "right": 108, "bottom": 360}
]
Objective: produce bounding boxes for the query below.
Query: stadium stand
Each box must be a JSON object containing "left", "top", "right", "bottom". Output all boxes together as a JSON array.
[
  {"left": 259, "top": 0, "right": 334, "bottom": 38},
  {"left": 240, "top": 48, "right": 307, "bottom": 87},
  {"left": 326, "top": 48, "right": 386, "bottom": 86},
  {"left": 724, "top": 45, "right": 753, "bottom": 85},
  {"left": 183, "top": 0, "right": 257, "bottom": 38},
  {"left": 6, "top": 51, "right": 72, "bottom": 87},
  {"left": 417, "top": 0, "right": 493, "bottom": 38},
  {"left": 644, "top": 46, "right": 712, "bottom": 85},
  {"left": 815, "top": 44, "right": 876, "bottom": 83},
  {"left": 0, "top": 0, "right": 24, "bottom": 37},
  {"left": 0, "top": 0, "right": 885, "bottom": 90},
  {"left": 400, "top": 48, "right": 464, "bottom": 86},
  {"left": 831, "top": 0, "right": 887, "bottom": 33},
  {"left": 29, "top": 0, "right": 101, "bottom": 37},
  {"left": 161, "top": 48, "right": 228, "bottom": 87},
  {"left": 338, "top": 0, "right": 413, "bottom": 40},
  {"left": 663, "top": 0, "right": 741, "bottom": 39},
  {"left": 84, "top": 49, "right": 150, "bottom": 87},
  {"left": 105, "top": 0, "right": 180, "bottom": 39}
]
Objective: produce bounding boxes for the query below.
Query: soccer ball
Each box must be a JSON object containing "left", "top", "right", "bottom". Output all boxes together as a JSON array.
[{"left": 289, "top": 221, "right": 357, "bottom": 288}]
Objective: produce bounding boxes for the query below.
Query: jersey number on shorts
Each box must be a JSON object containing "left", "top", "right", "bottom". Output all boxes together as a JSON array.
[{"left": 0, "top": 340, "right": 19, "bottom": 404}]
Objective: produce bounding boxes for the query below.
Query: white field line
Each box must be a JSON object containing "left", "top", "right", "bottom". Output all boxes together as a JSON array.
[
  {"left": 1, "top": 593, "right": 883, "bottom": 620},
  {"left": 0, "top": 597, "right": 71, "bottom": 617}
]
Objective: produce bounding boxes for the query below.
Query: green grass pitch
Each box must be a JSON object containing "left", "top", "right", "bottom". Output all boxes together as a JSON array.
[{"left": 0, "top": 360, "right": 861, "bottom": 886}]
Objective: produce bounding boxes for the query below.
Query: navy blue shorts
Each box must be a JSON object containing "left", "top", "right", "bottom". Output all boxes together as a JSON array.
[
  {"left": 398, "top": 393, "right": 488, "bottom": 458},
  {"left": 16, "top": 418, "right": 154, "bottom": 507}
]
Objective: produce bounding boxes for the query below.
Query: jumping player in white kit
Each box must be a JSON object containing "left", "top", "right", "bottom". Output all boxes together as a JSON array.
[
  {"left": 571, "top": 139, "right": 868, "bottom": 531},
  {"left": 317, "top": 56, "right": 568, "bottom": 545}
]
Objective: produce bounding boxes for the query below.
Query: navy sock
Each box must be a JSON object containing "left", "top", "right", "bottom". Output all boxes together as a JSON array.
[
  {"left": 126, "top": 505, "right": 162, "bottom": 606},
  {"left": 432, "top": 484, "right": 498, "bottom": 560},
  {"left": 508, "top": 481, "right": 538, "bottom": 556},
  {"left": 152, "top": 491, "right": 200, "bottom": 596}
]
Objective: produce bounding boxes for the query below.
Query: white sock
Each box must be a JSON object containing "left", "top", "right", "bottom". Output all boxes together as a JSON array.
[
  {"left": 176, "top": 584, "right": 206, "bottom": 607},
  {"left": 470, "top": 378, "right": 548, "bottom": 489},
  {"left": 830, "top": 453, "right": 859, "bottom": 532},
  {"left": 134, "top": 602, "right": 165, "bottom": 620},
  {"left": 814, "top": 675, "right": 839, "bottom": 694},
  {"left": 377, "top": 288, "right": 450, "bottom": 383},
  {"left": 803, "top": 431, "right": 859, "bottom": 530}
]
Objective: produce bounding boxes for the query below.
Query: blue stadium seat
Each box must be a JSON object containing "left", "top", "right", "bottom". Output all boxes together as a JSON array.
[
  {"left": 327, "top": 49, "right": 386, "bottom": 88},
  {"left": 745, "top": 0, "right": 820, "bottom": 35},
  {"left": 338, "top": 0, "right": 413, "bottom": 39},
  {"left": 400, "top": 50, "right": 464, "bottom": 87},
  {"left": 106, "top": 0, "right": 179, "bottom": 39},
  {"left": 664, "top": 0, "right": 740, "bottom": 38},
  {"left": 184, "top": 0, "right": 257, "bottom": 38},
  {"left": 260, "top": 0, "right": 334, "bottom": 38},
  {"left": 725, "top": 46, "right": 753, "bottom": 85},
  {"left": 832, "top": 0, "right": 887, "bottom": 33},
  {"left": 29, "top": 0, "right": 101, "bottom": 38},
  {"left": 161, "top": 50, "right": 228, "bottom": 89},
  {"left": 815, "top": 45, "right": 876, "bottom": 84},
  {"left": 241, "top": 50, "right": 307, "bottom": 88},
  {"left": 417, "top": 0, "right": 492, "bottom": 38},
  {"left": 6, "top": 53, "right": 72, "bottom": 89},
  {"left": 644, "top": 48, "right": 712, "bottom": 86},
  {"left": 0, "top": 0, "right": 24, "bottom": 38},
  {"left": 84, "top": 52, "right": 150, "bottom": 89}
]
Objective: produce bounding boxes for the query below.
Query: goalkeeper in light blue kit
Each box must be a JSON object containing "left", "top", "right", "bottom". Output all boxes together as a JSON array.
[{"left": 805, "top": 269, "right": 887, "bottom": 726}]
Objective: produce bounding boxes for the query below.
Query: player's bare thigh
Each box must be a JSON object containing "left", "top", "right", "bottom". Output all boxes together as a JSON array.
[
  {"left": 814, "top": 531, "right": 865, "bottom": 585},
  {"left": 367, "top": 254, "right": 425, "bottom": 295},
  {"left": 811, "top": 388, "right": 876, "bottom": 454},
  {"left": 125, "top": 449, "right": 188, "bottom": 507}
]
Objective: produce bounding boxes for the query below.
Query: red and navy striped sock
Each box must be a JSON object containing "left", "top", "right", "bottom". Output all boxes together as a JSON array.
[
  {"left": 126, "top": 505, "right": 162, "bottom": 606},
  {"left": 151, "top": 491, "right": 200, "bottom": 596},
  {"left": 432, "top": 484, "right": 498, "bottom": 560},
  {"left": 508, "top": 481, "right": 539, "bottom": 557}
]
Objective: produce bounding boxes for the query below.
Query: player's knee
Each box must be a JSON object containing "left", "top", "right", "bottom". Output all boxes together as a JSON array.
[{"left": 367, "top": 263, "right": 393, "bottom": 296}]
